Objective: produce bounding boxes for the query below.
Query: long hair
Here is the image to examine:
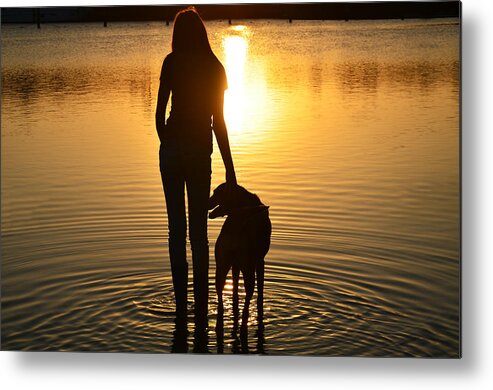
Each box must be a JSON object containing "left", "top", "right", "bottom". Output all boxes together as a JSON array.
[{"left": 171, "top": 7, "right": 213, "bottom": 55}]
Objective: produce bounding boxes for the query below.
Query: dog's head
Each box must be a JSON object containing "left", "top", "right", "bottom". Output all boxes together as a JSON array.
[
  {"left": 208, "top": 183, "right": 265, "bottom": 219},
  {"left": 208, "top": 183, "right": 236, "bottom": 219}
]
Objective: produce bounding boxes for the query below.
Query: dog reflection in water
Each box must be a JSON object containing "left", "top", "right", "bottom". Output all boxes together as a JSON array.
[{"left": 209, "top": 183, "right": 272, "bottom": 331}]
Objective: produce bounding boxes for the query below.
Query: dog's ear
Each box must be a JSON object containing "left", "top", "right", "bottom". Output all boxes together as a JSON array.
[
  {"left": 209, "top": 204, "right": 227, "bottom": 219},
  {"left": 208, "top": 183, "right": 228, "bottom": 210}
]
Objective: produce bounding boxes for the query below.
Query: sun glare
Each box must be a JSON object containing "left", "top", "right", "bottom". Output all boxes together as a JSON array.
[
  {"left": 223, "top": 30, "right": 249, "bottom": 135},
  {"left": 220, "top": 25, "right": 273, "bottom": 148}
]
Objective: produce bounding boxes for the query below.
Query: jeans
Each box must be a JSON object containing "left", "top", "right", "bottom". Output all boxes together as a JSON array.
[{"left": 160, "top": 140, "right": 211, "bottom": 324}]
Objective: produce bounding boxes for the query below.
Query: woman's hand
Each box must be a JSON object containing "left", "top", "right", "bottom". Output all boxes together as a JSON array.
[
  {"left": 226, "top": 170, "right": 237, "bottom": 186},
  {"left": 224, "top": 172, "right": 238, "bottom": 201}
]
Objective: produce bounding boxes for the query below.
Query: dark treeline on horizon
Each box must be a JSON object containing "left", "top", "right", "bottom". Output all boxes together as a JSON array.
[{"left": 2, "top": 2, "right": 460, "bottom": 24}]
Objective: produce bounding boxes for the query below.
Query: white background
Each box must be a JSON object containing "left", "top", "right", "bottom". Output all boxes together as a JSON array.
[{"left": 1, "top": 0, "right": 491, "bottom": 389}]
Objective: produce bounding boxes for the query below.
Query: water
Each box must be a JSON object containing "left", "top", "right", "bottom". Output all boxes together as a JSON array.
[{"left": 1, "top": 19, "right": 460, "bottom": 356}]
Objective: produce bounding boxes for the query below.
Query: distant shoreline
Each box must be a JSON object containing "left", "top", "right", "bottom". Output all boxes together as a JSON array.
[{"left": 1, "top": 3, "right": 460, "bottom": 24}]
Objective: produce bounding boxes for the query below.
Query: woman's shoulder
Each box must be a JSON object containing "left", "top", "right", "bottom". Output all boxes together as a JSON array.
[
  {"left": 160, "top": 52, "right": 176, "bottom": 79},
  {"left": 163, "top": 52, "right": 175, "bottom": 65},
  {"left": 206, "top": 55, "right": 227, "bottom": 90},
  {"left": 210, "top": 55, "right": 225, "bottom": 71},
  {"left": 207, "top": 55, "right": 226, "bottom": 80}
]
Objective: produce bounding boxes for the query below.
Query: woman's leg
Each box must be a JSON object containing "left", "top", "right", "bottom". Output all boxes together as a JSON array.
[
  {"left": 160, "top": 146, "right": 188, "bottom": 314},
  {"left": 185, "top": 154, "right": 211, "bottom": 326}
]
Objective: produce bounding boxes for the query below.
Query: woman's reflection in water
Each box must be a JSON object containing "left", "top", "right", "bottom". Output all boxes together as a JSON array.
[
  {"left": 170, "top": 310, "right": 210, "bottom": 354},
  {"left": 171, "top": 312, "right": 188, "bottom": 353},
  {"left": 170, "top": 304, "right": 265, "bottom": 354}
]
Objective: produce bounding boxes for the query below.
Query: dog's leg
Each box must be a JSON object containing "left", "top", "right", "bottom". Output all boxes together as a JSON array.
[
  {"left": 256, "top": 258, "right": 265, "bottom": 322},
  {"left": 232, "top": 265, "right": 240, "bottom": 320},
  {"left": 215, "top": 306, "right": 224, "bottom": 354},
  {"left": 215, "top": 256, "right": 230, "bottom": 315},
  {"left": 241, "top": 268, "right": 255, "bottom": 329}
]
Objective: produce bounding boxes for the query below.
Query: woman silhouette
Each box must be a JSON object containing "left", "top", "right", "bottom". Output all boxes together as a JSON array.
[{"left": 155, "top": 7, "right": 236, "bottom": 326}]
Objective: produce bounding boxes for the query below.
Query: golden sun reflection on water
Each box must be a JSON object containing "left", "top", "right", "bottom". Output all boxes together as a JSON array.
[
  {"left": 220, "top": 26, "right": 274, "bottom": 149},
  {"left": 223, "top": 32, "right": 248, "bottom": 135}
]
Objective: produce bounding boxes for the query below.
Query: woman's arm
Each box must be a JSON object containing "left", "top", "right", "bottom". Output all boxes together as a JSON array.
[
  {"left": 155, "top": 79, "right": 171, "bottom": 142},
  {"left": 213, "top": 91, "right": 237, "bottom": 185}
]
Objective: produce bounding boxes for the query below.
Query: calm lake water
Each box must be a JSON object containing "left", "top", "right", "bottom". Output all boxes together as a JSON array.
[{"left": 1, "top": 19, "right": 460, "bottom": 356}]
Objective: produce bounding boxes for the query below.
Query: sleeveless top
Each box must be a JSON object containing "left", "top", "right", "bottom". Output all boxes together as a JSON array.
[{"left": 160, "top": 51, "right": 228, "bottom": 155}]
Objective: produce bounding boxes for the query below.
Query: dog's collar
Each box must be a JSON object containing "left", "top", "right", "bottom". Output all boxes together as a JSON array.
[{"left": 229, "top": 205, "right": 269, "bottom": 218}]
